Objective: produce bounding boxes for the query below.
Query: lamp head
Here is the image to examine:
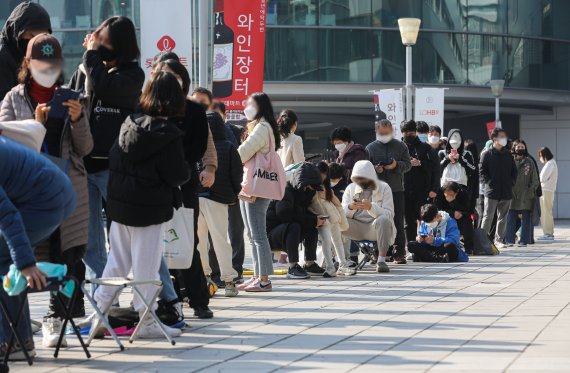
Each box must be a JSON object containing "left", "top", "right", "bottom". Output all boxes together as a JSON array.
[
  {"left": 490, "top": 79, "right": 505, "bottom": 97},
  {"left": 398, "top": 18, "right": 421, "bottom": 46}
]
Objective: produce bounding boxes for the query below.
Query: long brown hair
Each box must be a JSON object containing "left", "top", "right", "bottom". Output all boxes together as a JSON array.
[
  {"left": 139, "top": 71, "right": 185, "bottom": 117},
  {"left": 317, "top": 161, "right": 333, "bottom": 202}
]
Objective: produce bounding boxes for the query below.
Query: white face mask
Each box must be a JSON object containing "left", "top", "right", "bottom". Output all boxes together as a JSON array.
[
  {"left": 449, "top": 139, "right": 461, "bottom": 150},
  {"left": 498, "top": 138, "right": 508, "bottom": 147},
  {"left": 30, "top": 66, "right": 61, "bottom": 88},
  {"left": 426, "top": 220, "right": 439, "bottom": 229},
  {"left": 428, "top": 135, "right": 440, "bottom": 145},
  {"left": 377, "top": 134, "right": 392, "bottom": 144},
  {"left": 334, "top": 143, "right": 346, "bottom": 152},
  {"left": 243, "top": 105, "right": 258, "bottom": 121}
]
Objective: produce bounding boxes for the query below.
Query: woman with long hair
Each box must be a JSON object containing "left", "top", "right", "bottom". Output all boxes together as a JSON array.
[{"left": 276, "top": 108, "right": 304, "bottom": 167}]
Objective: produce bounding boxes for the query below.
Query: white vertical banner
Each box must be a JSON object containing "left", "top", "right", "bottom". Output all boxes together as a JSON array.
[
  {"left": 140, "top": 0, "right": 193, "bottom": 81},
  {"left": 375, "top": 89, "right": 404, "bottom": 140},
  {"left": 414, "top": 88, "right": 445, "bottom": 131}
]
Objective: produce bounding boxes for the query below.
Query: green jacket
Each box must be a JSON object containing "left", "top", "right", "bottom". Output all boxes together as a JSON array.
[{"left": 510, "top": 157, "right": 539, "bottom": 211}]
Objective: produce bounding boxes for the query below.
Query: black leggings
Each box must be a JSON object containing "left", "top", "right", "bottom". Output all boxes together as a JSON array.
[
  {"left": 408, "top": 241, "right": 458, "bottom": 262},
  {"left": 269, "top": 223, "right": 318, "bottom": 264}
]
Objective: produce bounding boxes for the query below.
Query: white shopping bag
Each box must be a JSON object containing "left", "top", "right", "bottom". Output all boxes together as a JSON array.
[{"left": 163, "top": 207, "right": 194, "bottom": 269}]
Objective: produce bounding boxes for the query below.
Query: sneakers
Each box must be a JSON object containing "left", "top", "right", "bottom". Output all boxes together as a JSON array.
[
  {"left": 537, "top": 235, "right": 554, "bottom": 241},
  {"left": 0, "top": 339, "right": 36, "bottom": 361},
  {"left": 393, "top": 249, "right": 407, "bottom": 264},
  {"left": 137, "top": 316, "right": 182, "bottom": 339},
  {"left": 156, "top": 299, "right": 184, "bottom": 327},
  {"left": 336, "top": 265, "right": 356, "bottom": 276},
  {"left": 518, "top": 242, "right": 527, "bottom": 247},
  {"left": 287, "top": 264, "right": 310, "bottom": 279},
  {"left": 376, "top": 262, "right": 390, "bottom": 273},
  {"left": 495, "top": 242, "right": 509, "bottom": 249},
  {"left": 433, "top": 253, "right": 450, "bottom": 263},
  {"left": 303, "top": 262, "right": 326, "bottom": 277},
  {"left": 225, "top": 281, "right": 239, "bottom": 297},
  {"left": 323, "top": 271, "right": 336, "bottom": 278},
  {"left": 346, "top": 259, "right": 357, "bottom": 268},
  {"left": 234, "top": 275, "right": 245, "bottom": 284},
  {"left": 244, "top": 279, "right": 273, "bottom": 292},
  {"left": 42, "top": 317, "right": 67, "bottom": 348},
  {"left": 193, "top": 305, "right": 214, "bottom": 319},
  {"left": 238, "top": 277, "right": 257, "bottom": 290}
]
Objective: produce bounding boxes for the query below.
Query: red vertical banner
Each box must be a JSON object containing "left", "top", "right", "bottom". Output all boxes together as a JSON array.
[
  {"left": 213, "top": 0, "right": 267, "bottom": 121},
  {"left": 486, "top": 121, "right": 496, "bottom": 139}
]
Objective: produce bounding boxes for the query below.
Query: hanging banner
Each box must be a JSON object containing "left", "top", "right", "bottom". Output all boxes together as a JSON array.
[
  {"left": 140, "top": 0, "right": 192, "bottom": 81},
  {"left": 414, "top": 88, "right": 445, "bottom": 131},
  {"left": 374, "top": 89, "right": 404, "bottom": 140},
  {"left": 213, "top": 0, "right": 267, "bottom": 121}
]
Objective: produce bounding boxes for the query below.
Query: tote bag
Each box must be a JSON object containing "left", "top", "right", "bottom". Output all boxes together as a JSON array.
[
  {"left": 241, "top": 124, "right": 286, "bottom": 201},
  {"left": 162, "top": 207, "right": 194, "bottom": 269}
]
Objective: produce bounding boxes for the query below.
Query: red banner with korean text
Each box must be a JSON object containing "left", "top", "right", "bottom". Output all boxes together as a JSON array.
[{"left": 213, "top": 0, "right": 267, "bottom": 121}]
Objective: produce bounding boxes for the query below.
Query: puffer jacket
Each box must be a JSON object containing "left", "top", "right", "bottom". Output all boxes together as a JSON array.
[
  {"left": 0, "top": 2, "right": 51, "bottom": 100},
  {"left": 238, "top": 119, "right": 275, "bottom": 163},
  {"left": 510, "top": 156, "right": 539, "bottom": 211},
  {"left": 309, "top": 192, "right": 349, "bottom": 231},
  {"left": 0, "top": 83, "right": 92, "bottom": 253},
  {"left": 106, "top": 114, "right": 190, "bottom": 227}
]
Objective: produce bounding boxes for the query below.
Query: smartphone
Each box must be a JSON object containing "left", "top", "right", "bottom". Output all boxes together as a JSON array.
[
  {"left": 318, "top": 215, "right": 329, "bottom": 220},
  {"left": 47, "top": 87, "right": 82, "bottom": 120},
  {"left": 450, "top": 149, "right": 458, "bottom": 158}
]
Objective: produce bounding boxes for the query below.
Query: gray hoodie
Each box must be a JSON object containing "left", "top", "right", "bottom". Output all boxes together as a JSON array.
[{"left": 365, "top": 138, "right": 411, "bottom": 193}]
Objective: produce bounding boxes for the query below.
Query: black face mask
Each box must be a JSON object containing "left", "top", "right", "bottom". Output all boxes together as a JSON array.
[
  {"left": 304, "top": 189, "right": 316, "bottom": 200},
  {"left": 98, "top": 45, "right": 118, "bottom": 62},
  {"left": 18, "top": 38, "right": 30, "bottom": 57},
  {"left": 200, "top": 103, "right": 210, "bottom": 111},
  {"left": 357, "top": 181, "right": 371, "bottom": 190},
  {"left": 515, "top": 149, "right": 527, "bottom": 156},
  {"left": 403, "top": 135, "right": 416, "bottom": 143}
]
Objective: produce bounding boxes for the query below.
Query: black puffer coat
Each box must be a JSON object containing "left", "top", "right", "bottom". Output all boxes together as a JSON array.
[
  {"left": 0, "top": 2, "right": 51, "bottom": 99},
  {"left": 197, "top": 111, "right": 243, "bottom": 204},
  {"left": 106, "top": 114, "right": 190, "bottom": 227},
  {"left": 266, "top": 162, "right": 322, "bottom": 234}
]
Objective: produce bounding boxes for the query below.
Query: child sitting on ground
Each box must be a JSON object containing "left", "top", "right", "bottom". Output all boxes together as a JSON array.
[{"left": 408, "top": 204, "right": 469, "bottom": 263}]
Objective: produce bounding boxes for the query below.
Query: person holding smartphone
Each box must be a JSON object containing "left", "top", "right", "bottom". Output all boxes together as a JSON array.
[{"left": 0, "top": 33, "right": 93, "bottom": 348}]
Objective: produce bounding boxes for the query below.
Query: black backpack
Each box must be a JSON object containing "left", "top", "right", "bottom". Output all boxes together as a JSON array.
[{"left": 473, "top": 228, "right": 500, "bottom": 255}]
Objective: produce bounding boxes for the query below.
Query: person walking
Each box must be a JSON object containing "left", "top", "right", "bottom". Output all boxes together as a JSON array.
[
  {"left": 366, "top": 119, "right": 411, "bottom": 264},
  {"left": 479, "top": 128, "right": 518, "bottom": 248},
  {"left": 537, "top": 147, "right": 558, "bottom": 241},
  {"left": 277, "top": 109, "right": 305, "bottom": 167}
]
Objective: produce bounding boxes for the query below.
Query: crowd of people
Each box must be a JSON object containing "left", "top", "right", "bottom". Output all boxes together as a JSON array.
[{"left": 0, "top": 2, "right": 560, "bottom": 363}]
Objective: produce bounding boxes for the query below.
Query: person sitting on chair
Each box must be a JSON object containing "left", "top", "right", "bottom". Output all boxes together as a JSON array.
[
  {"left": 341, "top": 160, "right": 396, "bottom": 273},
  {"left": 408, "top": 204, "right": 469, "bottom": 263}
]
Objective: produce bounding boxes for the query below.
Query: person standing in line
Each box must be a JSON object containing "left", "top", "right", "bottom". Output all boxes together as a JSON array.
[
  {"left": 479, "top": 128, "right": 518, "bottom": 248},
  {"left": 0, "top": 2, "right": 51, "bottom": 101},
  {"left": 537, "top": 147, "right": 558, "bottom": 241},
  {"left": 277, "top": 109, "right": 305, "bottom": 167},
  {"left": 68, "top": 16, "right": 145, "bottom": 287},
  {"left": 464, "top": 139, "right": 480, "bottom": 227},
  {"left": 417, "top": 121, "right": 441, "bottom": 200},
  {"left": 428, "top": 125, "right": 443, "bottom": 151},
  {"left": 331, "top": 126, "right": 367, "bottom": 182},
  {"left": 237, "top": 92, "right": 281, "bottom": 292},
  {"left": 366, "top": 119, "right": 411, "bottom": 264},
  {"left": 505, "top": 140, "right": 539, "bottom": 247},
  {"left": 190, "top": 87, "right": 218, "bottom": 190},
  {"left": 212, "top": 100, "right": 239, "bottom": 145}
]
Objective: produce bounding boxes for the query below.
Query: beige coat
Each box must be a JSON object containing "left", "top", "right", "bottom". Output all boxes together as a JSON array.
[
  {"left": 0, "top": 84, "right": 93, "bottom": 252},
  {"left": 238, "top": 119, "right": 274, "bottom": 163},
  {"left": 277, "top": 133, "right": 304, "bottom": 168},
  {"left": 309, "top": 191, "right": 348, "bottom": 231}
]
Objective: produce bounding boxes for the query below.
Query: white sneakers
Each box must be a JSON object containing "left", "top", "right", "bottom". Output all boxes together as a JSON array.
[
  {"left": 137, "top": 316, "right": 182, "bottom": 339},
  {"left": 42, "top": 317, "right": 67, "bottom": 348}
]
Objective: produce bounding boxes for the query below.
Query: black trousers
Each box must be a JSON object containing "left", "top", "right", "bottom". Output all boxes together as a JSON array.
[
  {"left": 408, "top": 241, "right": 458, "bottom": 262},
  {"left": 210, "top": 202, "right": 245, "bottom": 279},
  {"left": 456, "top": 214, "right": 474, "bottom": 253},
  {"left": 393, "top": 191, "right": 406, "bottom": 252},
  {"left": 404, "top": 190, "right": 428, "bottom": 244},
  {"left": 268, "top": 222, "right": 317, "bottom": 263}
]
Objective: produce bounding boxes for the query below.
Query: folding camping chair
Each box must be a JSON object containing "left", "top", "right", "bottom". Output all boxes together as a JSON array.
[
  {"left": 82, "top": 277, "right": 175, "bottom": 351},
  {"left": 354, "top": 240, "right": 379, "bottom": 270},
  {"left": 0, "top": 276, "right": 91, "bottom": 367}
]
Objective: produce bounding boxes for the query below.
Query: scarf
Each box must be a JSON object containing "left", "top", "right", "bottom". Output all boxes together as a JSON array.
[
  {"left": 337, "top": 141, "right": 354, "bottom": 163},
  {"left": 29, "top": 79, "right": 56, "bottom": 104}
]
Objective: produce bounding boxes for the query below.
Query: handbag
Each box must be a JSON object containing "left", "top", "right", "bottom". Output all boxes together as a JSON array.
[
  {"left": 162, "top": 207, "right": 195, "bottom": 269},
  {"left": 241, "top": 123, "right": 286, "bottom": 201},
  {"left": 0, "top": 119, "right": 46, "bottom": 152}
]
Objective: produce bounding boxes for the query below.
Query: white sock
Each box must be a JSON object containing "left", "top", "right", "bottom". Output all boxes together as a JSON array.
[{"left": 377, "top": 256, "right": 386, "bottom": 263}]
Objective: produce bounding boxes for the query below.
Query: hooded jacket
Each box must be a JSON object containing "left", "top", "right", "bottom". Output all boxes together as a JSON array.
[
  {"left": 341, "top": 160, "right": 397, "bottom": 245},
  {"left": 418, "top": 211, "right": 469, "bottom": 262},
  {"left": 479, "top": 145, "right": 518, "bottom": 200},
  {"left": 365, "top": 138, "right": 411, "bottom": 193},
  {"left": 0, "top": 2, "right": 51, "bottom": 100},
  {"left": 197, "top": 111, "right": 243, "bottom": 205},
  {"left": 106, "top": 114, "right": 190, "bottom": 227},
  {"left": 266, "top": 162, "right": 322, "bottom": 233},
  {"left": 439, "top": 129, "right": 477, "bottom": 187},
  {"left": 511, "top": 156, "right": 539, "bottom": 211}
]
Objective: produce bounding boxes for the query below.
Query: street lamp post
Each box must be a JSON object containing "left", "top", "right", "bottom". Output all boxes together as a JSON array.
[
  {"left": 398, "top": 18, "right": 421, "bottom": 122},
  {"left": 490, "top": 79, "right": 505, "bottom": 128}
]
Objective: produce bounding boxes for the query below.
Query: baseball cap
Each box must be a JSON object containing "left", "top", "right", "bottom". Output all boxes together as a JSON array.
[{"left": 26, "top": 33, "right": 63, "bottom": 69}]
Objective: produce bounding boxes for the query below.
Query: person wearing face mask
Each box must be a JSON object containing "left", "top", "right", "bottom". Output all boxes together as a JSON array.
[
  {"left": 0, "top": 33, "right": 93, "bottom": 347},
  {"left": 366, "top": 119, "right": 411, "bottom": 264},
  {"left": 505, "top": 140, "right": 539, "bottom": 247},
  {"left": 479, "top": 128, "right": 518, "bottom": 248},
  {"left": 401, "top": 120, "right": 440, "bottom": 245},
  {"left": 0, "top": 2, "right": 51, "bottom": 101},
  {"left": 276, "top": 109, "right": 305, "bottom": 168},
  {"left": 537, "top": 147, "right": 558, "bottom": 241},
  {"left": 68, "top": 16, "right": 144, "bottom": 290},
  {"left": 212, "top": 100, "right": 240, "bottom": 146},
  {"left": 408, "top": 204, "right": 469, "bottom": 263},
  {"left": 428, "top": 125, "right": 443, "bottom": 151},
  {"left": 439, "top": 129, "right": 477, "bottom": 188},
  {"left": 329, "top": 162, "right": 347, "bottom": 200},
  {"left": 267, "top": 162, "right": 327, "bottom": 279},
  {"left": 436, "top": 181, "right": 475, "bottom": 255},
  {"left": 330, "top": 126, "right": 367, "bottom": 183},
  {"left": 341, "top": 160, "right": 396, "bottom": 273}
]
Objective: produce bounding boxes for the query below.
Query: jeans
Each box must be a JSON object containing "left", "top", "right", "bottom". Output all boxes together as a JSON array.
[
  {"left": 84, "top": 170, "right": 109, "bottom": 282},
  {"left": 481, "top": 197, "right": 511, "bottom": 243},
  {"left": 506, "top": 210, "right": 531, "bottom": 245},
  {"left": 158, "top": 258, "right": 179, "bottom": 303},
  {"left": 241, "top": 198, "right": 273, "bottom": 277}
]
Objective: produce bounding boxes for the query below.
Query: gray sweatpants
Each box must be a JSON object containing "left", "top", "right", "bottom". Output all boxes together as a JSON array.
[
  {"left": 481, "top": 197, "right": 511, "bottom": 243},
  {"left": 343, "top": 215, "right": 393, "bottom": 257}
]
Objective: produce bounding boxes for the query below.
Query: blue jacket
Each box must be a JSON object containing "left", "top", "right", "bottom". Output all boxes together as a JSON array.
[
  {"left": 419, "top": 212, "right": 469, "bottom": 262},
  {"left": 0, "top": 137, "right": 75, "bottom": 270}
]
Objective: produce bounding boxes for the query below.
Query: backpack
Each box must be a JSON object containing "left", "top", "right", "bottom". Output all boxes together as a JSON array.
[{"left": 473, "top": 228, "right": 500, "bottom": 255}]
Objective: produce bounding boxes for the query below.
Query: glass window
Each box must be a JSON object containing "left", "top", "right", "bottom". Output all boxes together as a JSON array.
[
  {"left": 466, "top": 34, "right": 506, "bottom": 86},
  {"left": 466, "top": 0, "right": 508, "bottom": 34},
  {"left": 422, "top": 0, "right": 467, "bottom": 31},
  {"left": 319, "top": 29, "right": 371, "bottom": 81},
  {"left": 53, "top": 31, "right": 89, "bottom": 82},
  {"left": 39, "top": 0, "right": 91, "bottom": 29},
  {"left": 267, "top": 0, "right": 318, "bottom": 26},
  {"left": 319, "top": 0, "right": 372, "bottom": 27},
  {"left": 419, "top": 32, "right": 467, "bottom": 84},
  {"left": 0, "top": 1, "right": 28, "bottom": 29},
  {"left": 264, "top": 28, "right": 318, "bottom": 81},
  {"left": 372, "top": 0, "right": 421, "bottom": 28},
  {"left": 92, "top": 0, "right": 139, "bottom": 28},
  {"left": 372, "top": 30, "right": 406, "bottom": 83},
  {"left": 541, "top": 0, "right": 570, "bottom": 40}
]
